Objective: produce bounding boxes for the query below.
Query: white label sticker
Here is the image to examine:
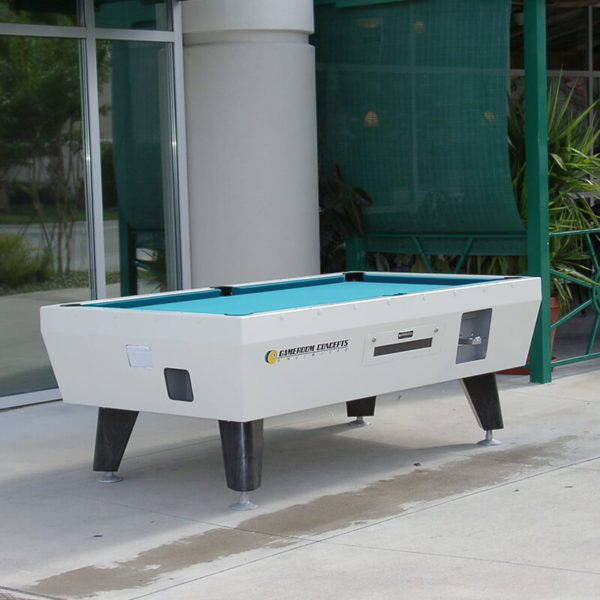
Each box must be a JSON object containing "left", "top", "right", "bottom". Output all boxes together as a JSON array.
[{"left": 126, "top": 345, "right": 153, "bottom": 369}]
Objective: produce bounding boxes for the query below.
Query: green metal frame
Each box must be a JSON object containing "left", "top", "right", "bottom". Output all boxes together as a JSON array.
[
  {"left": 347, "top": 232, "right": 527, "bottom": 274},
  {"left": 549, "top": 228, "right": 600, "bottom": 367},
  {"left": 348, "top": 226, "right": 600, "bottom": 373},
  {"left": 524, "top": 0, "right": 551, "bottom": 383}
]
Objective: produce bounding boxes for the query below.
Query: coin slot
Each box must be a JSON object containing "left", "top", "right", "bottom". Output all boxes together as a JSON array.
[
  {"left": 397, "top": 330, "right": 414, "bottom": 340},
  {"left": 456, "top": 309, "right": 492, "bottom": 363}
]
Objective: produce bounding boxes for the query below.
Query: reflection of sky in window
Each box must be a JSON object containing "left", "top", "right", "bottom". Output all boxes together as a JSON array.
[
  {"left": 0, "top": 0, "right": 78, "bottom": 25},
  {"left": 94, "top": 0, "right": 171, "bottom": 31}
]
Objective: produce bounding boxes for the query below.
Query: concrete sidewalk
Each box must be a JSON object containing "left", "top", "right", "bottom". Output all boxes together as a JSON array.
[{"left": 1, "top": 364, "right": 599, "bottom": 599}]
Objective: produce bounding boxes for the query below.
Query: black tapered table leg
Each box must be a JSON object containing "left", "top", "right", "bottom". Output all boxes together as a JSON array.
[
  {"left": 346, "top": 396, "right": 376, "bottom": 417},
  {"left": 93, "top": 407, "right": 139, "bottom": 480},
  {"left": 461, "top": 373, "right": 503, "bottom": 445},
  {"left": 218, "top": 419, "right": 264, "bottom": 492},
  {"left": 346, "top": 396, "right": 376, "bottom": 426}
]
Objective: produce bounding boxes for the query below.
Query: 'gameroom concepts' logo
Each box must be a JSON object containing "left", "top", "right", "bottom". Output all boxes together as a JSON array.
[
  {"left": 265, "top": 349, "right": 279, "bottom": 364},
  {"left": 265, "top": 339, "right": 349, "bottom": 364}
]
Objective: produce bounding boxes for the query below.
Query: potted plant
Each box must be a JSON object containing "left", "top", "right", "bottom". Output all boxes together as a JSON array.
[
  {"left": 501, "top": 75, "right": 600, "bottom": 314},
  {"left": 319, "top": 164, "right": 372, "bottom": 273},
  {"left": 496, "top": 76, "right": 600, "bottom": 373},
  {"left": 466, "top": 76, "right": 600, "bottom": 374}
]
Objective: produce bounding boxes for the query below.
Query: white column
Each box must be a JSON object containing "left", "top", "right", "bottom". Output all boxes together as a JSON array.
[{"left": 182, "top": 0, "right": 320, "bottom": 287}]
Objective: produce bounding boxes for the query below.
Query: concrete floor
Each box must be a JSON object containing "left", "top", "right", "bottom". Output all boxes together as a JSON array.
[{"left": 0, "top": 359, "right": 599, "bottom": 599}]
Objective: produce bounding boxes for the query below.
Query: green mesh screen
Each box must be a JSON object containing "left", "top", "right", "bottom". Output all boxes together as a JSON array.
[{"left": 313, "top": 0, "right": 525, "bottom": 238}]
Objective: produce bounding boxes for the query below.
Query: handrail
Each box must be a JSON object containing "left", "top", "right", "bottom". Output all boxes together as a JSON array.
[{"left": 547, "top": 227, "right": 600, "bottom": 368}]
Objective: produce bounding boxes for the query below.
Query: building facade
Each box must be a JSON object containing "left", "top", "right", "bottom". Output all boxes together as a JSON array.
[
  {"left": 0, "top": 0, "right": 319, "bottom": 405},
  {"left": 1, "top": 0, "right": 599, "bottom": 404}
]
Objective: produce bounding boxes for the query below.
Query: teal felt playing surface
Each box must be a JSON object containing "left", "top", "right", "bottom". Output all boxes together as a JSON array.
[{"left": 91, "top": 274, "right": 501, "bottom": 316}]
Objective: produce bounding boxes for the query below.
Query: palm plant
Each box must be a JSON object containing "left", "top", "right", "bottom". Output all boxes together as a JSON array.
[{"left": 507, "top": 76, "right": 600, "bottom": 311}]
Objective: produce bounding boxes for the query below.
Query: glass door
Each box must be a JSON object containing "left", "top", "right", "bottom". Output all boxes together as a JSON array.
[{"left": 0, "top": 33, "right": 88, "bottom": 396}]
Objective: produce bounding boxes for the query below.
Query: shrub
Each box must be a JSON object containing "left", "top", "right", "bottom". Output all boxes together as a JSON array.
[{"left": 0, "top": 233, "right": 53, "bottom": 288}]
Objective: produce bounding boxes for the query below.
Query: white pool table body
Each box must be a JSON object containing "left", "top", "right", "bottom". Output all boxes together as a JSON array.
[{"left": 41, "top": 273, "right": 541, "bottom": 422}]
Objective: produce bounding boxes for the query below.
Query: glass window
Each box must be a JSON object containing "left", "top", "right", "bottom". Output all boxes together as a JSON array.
[
  {"left": 510, "top": 5, "right": 588, "bottom": 71},
  {"left": 554, "top": 75, "right": 589, "bottom": 115},
  {"left": 593, "top": 7, "right": 600, "bottom": 70},
  {"left": 0, "top": 35, "right": 89, "bottom": 396},
  {"left": 509, "top": 9, "right": 525, "bottom": 70},
  {"left": 98, "top": 40, "right": 178, "bottom": 297},
  {"left": 0, "top": 0, "right": 79, "bottom": 26},
  {"left": 510, "top": 75, "right": 589, "bottom": 117},
  {"left": 547, "top": 7, "right": 588, "bottom": 71},
  {"left": 593, "top": 78, "right": 600, "bottom": 152},
  {"left": 94, "top": 0, "right": 172, "bottom": 31}
]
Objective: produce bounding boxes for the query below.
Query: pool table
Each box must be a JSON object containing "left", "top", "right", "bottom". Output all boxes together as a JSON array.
[{"left": 41, "top": 271, "right": 540, "bottom": 509}]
